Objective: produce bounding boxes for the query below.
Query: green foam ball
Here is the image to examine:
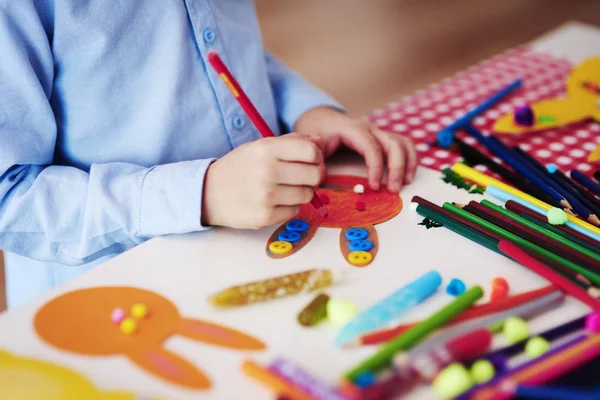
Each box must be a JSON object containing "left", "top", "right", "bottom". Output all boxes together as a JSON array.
[
  {"left": 432, "top": 363, "right": 473, "bottom": 399},
  {"left": 503, "top": 316, "right": 529, "bottom": 343},
  {"left": 327, "top": 299, "right": 358, "bottom": 327},
  {"left": 547, "top": 207, "right": 568, "bottom": 225},
  {"left": 470, "top": 359, "right": 495, "bottom": 384},
  {"left": 525, "top": 336, "right": 550, "bottom": 358}
]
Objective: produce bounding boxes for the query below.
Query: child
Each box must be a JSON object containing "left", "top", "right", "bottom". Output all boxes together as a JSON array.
[{"left": 0, "top": 1, "right": 417, "bottom": 308}]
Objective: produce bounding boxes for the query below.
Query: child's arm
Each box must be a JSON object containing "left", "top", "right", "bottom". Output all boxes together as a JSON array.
[
  {"left": 0, "top": 3, "right": 212, "bottom": 265},
  {"left": 265, "top": 53, "right": 418, "bottom": 192}
]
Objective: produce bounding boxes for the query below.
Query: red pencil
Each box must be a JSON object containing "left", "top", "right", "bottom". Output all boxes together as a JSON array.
[
  {"left": 350, "top": 285, "right": 558, "bottom": 346},
  {"left": 498, "top": 240, "right": 600, "bottom": 310},
  {"left": 207, "top": 51, "right": 327, "bottom": 217}
]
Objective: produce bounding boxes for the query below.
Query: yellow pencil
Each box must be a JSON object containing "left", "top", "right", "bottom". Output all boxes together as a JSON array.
[{"left": 452, "top": 163, "right": 600, "bottom": 237}]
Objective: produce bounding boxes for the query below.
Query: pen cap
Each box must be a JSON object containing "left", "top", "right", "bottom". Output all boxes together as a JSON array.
[{"left": 405, "top": 271, "right": 443, "bottom": 303}]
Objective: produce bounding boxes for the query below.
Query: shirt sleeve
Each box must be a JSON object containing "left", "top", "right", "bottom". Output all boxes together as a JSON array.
[
  {"left": 0, "top": 2, "right": 212, "bottom": 266},
  {"left": 264, "top": 52, "right": 345, "bottom": 133}
]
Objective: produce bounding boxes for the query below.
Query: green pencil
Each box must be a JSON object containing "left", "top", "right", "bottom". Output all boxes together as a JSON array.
[
  {"left": 480, "top": 199, "right": 600, "bottom": 263},
  {"left": 416, "top": 204, "right": 502, "bottom": 254},
  {"left": 344, "top": 286, "right": 484, "bottom": 380},
  {"left": 444, "top": 203, "right": 600, "bottom": 286}
]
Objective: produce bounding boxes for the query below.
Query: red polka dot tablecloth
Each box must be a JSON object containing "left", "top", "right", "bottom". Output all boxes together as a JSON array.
[{"left": 367, "top": 47, "right": 600, "bottom": 176}]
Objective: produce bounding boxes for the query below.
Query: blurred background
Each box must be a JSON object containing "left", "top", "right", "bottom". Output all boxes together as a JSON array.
[{"left": 2, "top": 0, "right": 600, "bottom": 312}]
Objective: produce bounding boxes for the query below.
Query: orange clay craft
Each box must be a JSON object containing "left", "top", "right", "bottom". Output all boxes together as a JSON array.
[
  {"left": 34, "top": 287, "right": 266, "bottom": 390},
  {"left": 266, "top": 175, "right": 403, "bottom": 267},
  {"left": 0, "top": 350, "right": 154, "bottom": 400},
  {"left": 493, "top": 57, "right": 600, "bottom": 162}
]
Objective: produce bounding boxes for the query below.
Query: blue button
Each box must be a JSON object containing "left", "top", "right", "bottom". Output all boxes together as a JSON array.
[
  {"left": 232, "top": 115, "right": 245, "bottom": 129},
  {"left": 203, "top": 28, "right": 216, "bottom": 44},
  {"left": 345, "top": 228, "right": 369, "bottom": 241},
  {"left": 278, "top": 230, "right": 302, "bottom": 243},
  {"left": 286, "top": 220, "right": 309, "bottom": 232},
  {"left": 437, "top": 129, "right": 453, "bottom": 148},
  {"left": 349, "top": 239, "right": 373, "bottom": 252}
]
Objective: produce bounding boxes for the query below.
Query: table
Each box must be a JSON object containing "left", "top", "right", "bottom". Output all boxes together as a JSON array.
[{"left": 1, "top": 21, "right": 599, "bottom": 400}]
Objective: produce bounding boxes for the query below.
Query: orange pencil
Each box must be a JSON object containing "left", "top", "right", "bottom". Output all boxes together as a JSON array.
[
  {"left": 241, "top": 360, "right": 316, "bottom": 400},
  {"left": 207, "top": 51, "right": 327, "bottom": 217}
]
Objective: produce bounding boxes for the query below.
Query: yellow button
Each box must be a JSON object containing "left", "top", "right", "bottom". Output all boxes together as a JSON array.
[
  {"left": 348, "top": 251, "right": 373, "bottom": 266},
  {"left": 269, "top": 240, "right": 293, "bottom": 255}
]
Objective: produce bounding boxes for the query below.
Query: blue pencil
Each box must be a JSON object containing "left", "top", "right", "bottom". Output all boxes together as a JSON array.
[
  {"left": 572, "top": 169, "right": 600, "bottom": 197},
  {"left": 515, "top": 385, "right": 600, "bottom": 400}
]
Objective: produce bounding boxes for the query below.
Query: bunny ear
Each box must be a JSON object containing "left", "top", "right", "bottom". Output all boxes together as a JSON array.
[
  {"left": 97, "top": 392, "right": 138, "bottom": 400},
  {"left": 493, "top": 98, "right": 591, "bottom": 135},
  {"left": 127, "top": 347, "right": 211, "bottom": 389},
  {"left": 589, "top": 143, "right": 600, "bottom": 162},
  {"left": 340, "top": 225, "right": 378, "bottom": 267},
  {"left": 178, "top": 318, "right": 266, "bottom": 350},
  {"left": 266, "top": 219, "right": 318, "bottom": 259}
]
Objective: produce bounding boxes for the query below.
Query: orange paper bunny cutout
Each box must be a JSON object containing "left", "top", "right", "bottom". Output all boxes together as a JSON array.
[
  {"left": 34, "top": 287, "right": 265, "bottom": 390},
  {"left": 266, "top": 175, "right": 402, "bottom": 267},
  {"left": 493, "top": 57, "right": 600, "bottom": 162}
]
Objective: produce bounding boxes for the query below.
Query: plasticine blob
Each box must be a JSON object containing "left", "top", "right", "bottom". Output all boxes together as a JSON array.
[
  {"left": 266, "top": 175, "right": 402, "bottom": 267},
  {"left": 34, "top": 287, "right": 266, "bottom": 390},
  {"left": 0, "top": 350, "right": 153, "bottom": 400},
  {"left": 493, "top": 57, "right": 600, "bottom": 162}
]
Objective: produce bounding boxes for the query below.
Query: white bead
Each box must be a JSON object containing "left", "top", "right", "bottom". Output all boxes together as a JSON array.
[{"left": 353, "top": 184, "right": 365, "bottom": 194}]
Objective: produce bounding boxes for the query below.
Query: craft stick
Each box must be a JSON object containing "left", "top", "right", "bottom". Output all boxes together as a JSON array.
[
  {"left": 505, "top": 200, "right": 600, "bottom": 253},
  {"left": 242, "top": 360, "right": 315, "bottom": 400},
  {"left": 344, "top": 286, "right": 484, "bottom": 380},
  {"left": 464, "top": 334, "right": 600, "bottom": 400},
  {"left": 207, "top": 51, "right": 326, "bottom": 216},
  {"left": 209, "top": 269, "right": 335, "bottom": 307},
  {"left": 571, "top": 169, "right": 600, "bottom": 196},
  {"left": 482, "top": 314, "right": 586, "bottom": 362},
  {"left": 452, "top": 162, "right": 600, "bottom": 238},
  {"left": 445, "top": 203, "right": 600, "bottom": 286},
  {"left": 453, "top": 137, "right": 558, "bottom": 206},
  {"left": 486, "top": 184, "right": 600, "bottom": 242},
  {"left": 498, "top": 241, "right": 600, "bottom": 309},
  {"left": 508, "top": 147, "right": 600, "bottom": 225},
  {"left": 436, "top": 79, "right": 522, "bottom": 147},
  {"left": 335, "top": 271, "right": 442, "bottom": 346},
  {"left": 469, "top": 201, "right": 600, "bottom": 269}
]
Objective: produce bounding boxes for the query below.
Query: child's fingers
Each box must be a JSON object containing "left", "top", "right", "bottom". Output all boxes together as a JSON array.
[
  {"left": 276, "top": 162, "right": 322, "bottom": 187},
  {"left": 341, "top": 128, "right": 384, "bottom": 191},
  {"left": 371, "top": 128, "right": 405, "bottom": 192},
  {"left": 272, "top": 136, "right": 323, "bottom": 165},
  {"left": 270, "top": 205, "right": 301, "bottom": 225},
  {"left": 270, "top": 185, "right": 314, "bottom": 206},
  {"left": 401, "top": 136, "right": 418, "bottom": 184}
]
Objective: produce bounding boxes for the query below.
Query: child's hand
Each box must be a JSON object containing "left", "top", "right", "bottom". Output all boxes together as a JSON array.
[
  {"left": 295, "top": 107, "right": 418, "bottom": 192},
  {"left": 202, "top": 133, "right": 324, "bottom": 229}
]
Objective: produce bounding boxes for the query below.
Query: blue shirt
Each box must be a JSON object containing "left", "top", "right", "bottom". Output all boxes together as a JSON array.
[{"left": 0, "top": 0, "right": 341, "bottom": 308}]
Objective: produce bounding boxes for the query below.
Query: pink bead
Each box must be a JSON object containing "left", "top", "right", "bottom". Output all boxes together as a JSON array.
[
  {"left": 111, "top": 308, "right": 126, "bottom": 324},
  {"left": 584, "top": 311, "right": 600, "bottom": 333}
]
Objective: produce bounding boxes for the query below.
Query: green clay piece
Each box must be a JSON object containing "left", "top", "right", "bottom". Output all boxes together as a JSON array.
[
  {"left": 503, "top": 316, "right": 529, "bottom": 343},
  {"left": 470, "top": 359, "right": 495, "bottom": 384},
  {"left": 297, "top": 293, "right": 330, "bottom": 327},
  {"left": 547, "top": 207, "right": 568, "bottom": 225},
  {"left": 538, "top": 115, "right": 556, "bottom": 124},
  {"left": 433, "top": 363, "right": 473, "bottom": 399},
  {"left": 525, "top": 336, "right": 550, "bottom": 358},
  {"left": 327, "top": 298, "right": 358, "bottom": 327},
  {"left": 418, "top": 217, "right": 443, "bottom": 229}
]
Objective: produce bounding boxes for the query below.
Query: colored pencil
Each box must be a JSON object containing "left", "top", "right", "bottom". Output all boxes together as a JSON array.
[
  {"left": 572, "top": 169, "right": 600, "bottom": 196},
  {"left": 436, "top": 80, "right": 522, "bottom": 146},
  {"left": 498, "top": 240, "right": 600, "bottom": 309},
  {"left": 509, "top": 146, "right": 600, "bottom": 225},
  {"left": 242, "top": 360, "right": 315, "bottom": 400},
  {"left": 486, "top": 184, "right": 600, "bottom": 242},
  {"left": 207, "top": 51, "right": 327, "bottom": 217},
  {"left": 452, "top": 137, "right": 558, "bottom": 206},
  {"left": 512, "top": 147, "right": 600, "bottom": 218},
  {"left": 344, "top": 286, "right": 484, "bottom": 380},
  {"left": 505, "top": 200, "right": 600, "bottom": 251},
  {"left": 452, "top": 162, "right": 600, "bottom": 238},
  {"left": 515, "top": 385, "right": 599, "bottom": 400},
  {"left": 352, "top": 285, "right": 557, "bottom": 346},
  {"left": 472, "top": 200, "right": 600, "bottom": 267},
  {"left": 594, "top": 170, "right": 600, "bottom": 183},
  {"left": 445, "top": 203, "right": 600, "bottom": 286}
]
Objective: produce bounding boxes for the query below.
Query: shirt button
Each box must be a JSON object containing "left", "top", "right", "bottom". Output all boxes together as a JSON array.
[
  {"left": 232, "top": 115, "right": 246, "bottom": 129},
  {"left": 203, "top": 28, "right": 216, "bottom": 44}
]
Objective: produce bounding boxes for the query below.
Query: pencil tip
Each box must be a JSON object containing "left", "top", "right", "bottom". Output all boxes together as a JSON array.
[{"left": 588, "top": 214, "right": 600, "bottom": 226}]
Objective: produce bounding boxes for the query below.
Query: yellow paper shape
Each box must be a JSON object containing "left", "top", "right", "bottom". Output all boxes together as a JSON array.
[{"left": 0, "top": 350, "right": 145, "bottom": 400}]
